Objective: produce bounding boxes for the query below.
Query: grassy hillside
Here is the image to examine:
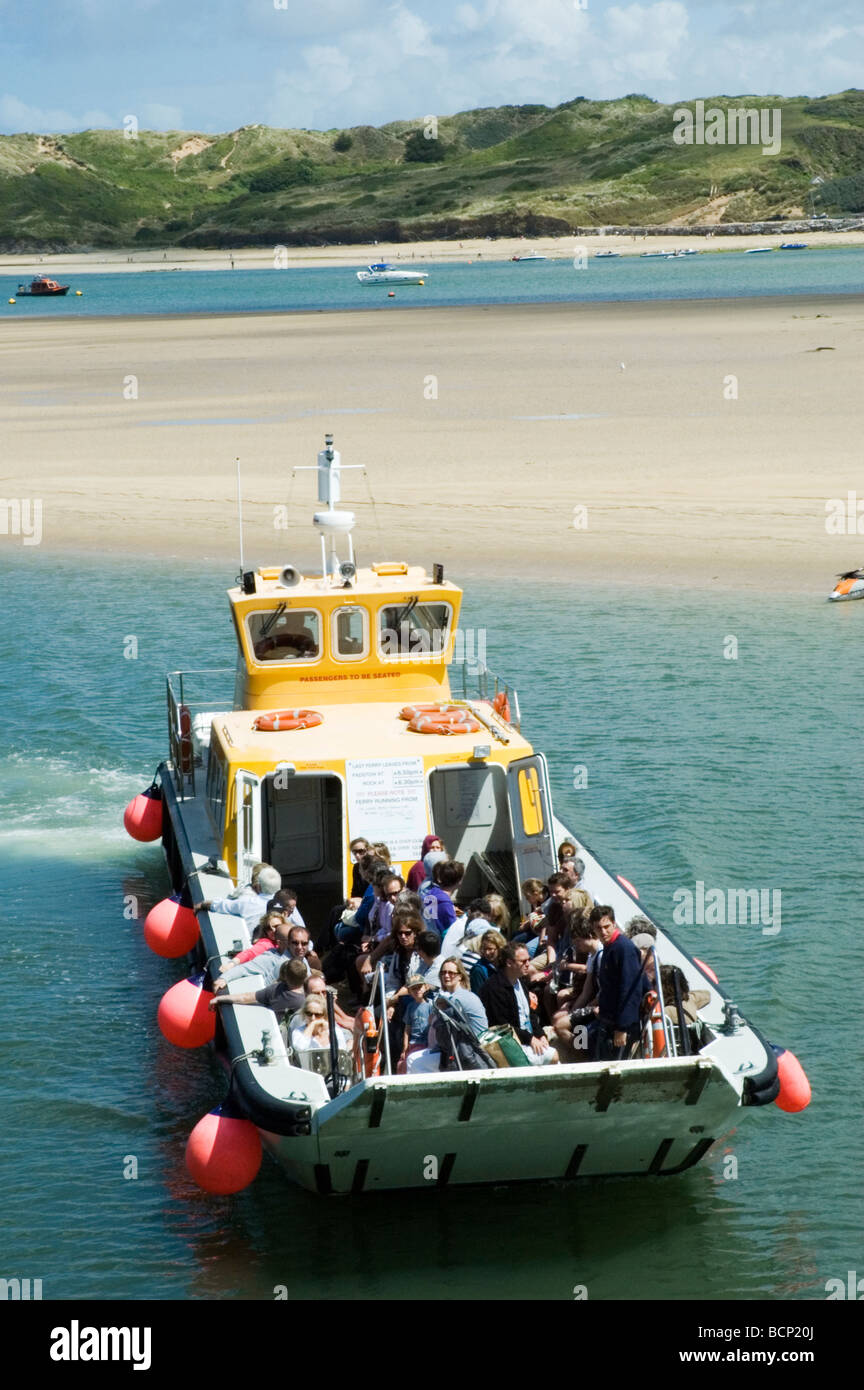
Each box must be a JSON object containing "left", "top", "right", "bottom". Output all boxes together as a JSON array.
[{"left": 1, "top": 92, "right": 863, "bottom": 250}]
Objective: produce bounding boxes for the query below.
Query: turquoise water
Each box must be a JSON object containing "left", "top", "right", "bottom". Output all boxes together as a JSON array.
[
  {"left": 1, "top": 549, "right": 860, "bottom": 1300},
  {"left": 3, "top": 244, "right": 863, "bottom": 319}
]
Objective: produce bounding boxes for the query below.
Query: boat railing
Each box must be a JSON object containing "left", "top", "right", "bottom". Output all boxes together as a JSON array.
[
  {"left": 166, "top": 668, "right": 236, "bottom": 798},
  {"left": 452, "top": 660, "right": 521, "bottom": 732},
  {"left": 361, "top": 963, "right": 393, "bottom": 1079}
]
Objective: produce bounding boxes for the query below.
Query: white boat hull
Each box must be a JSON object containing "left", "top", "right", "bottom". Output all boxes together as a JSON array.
[
  {"left": 157, "top": 763, "right": 777, "bottom": 1195},
  {"left": 356, "top": 271, "right": 428, "bottom": 284}
]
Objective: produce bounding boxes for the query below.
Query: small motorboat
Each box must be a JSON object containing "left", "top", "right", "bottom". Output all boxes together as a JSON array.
[
  {"left": 671, "top": 248, "right": 699, "bottom": 256},
  {"left": 15, "top": 275, "right": 70, "bottom": 296},
  {"left": 828, "top": 568, "right": 864, "bottom": 601},
  {"left": 594, "top": 250, "right": 621, "bottom": 259},
  {"left": 356, "top": 263, "right": 428, "bottom": 285},
  {"left": 511, "top": 253, "right": 547, "bottom": 262},
  {"left": 780, "top": 242, "right": 808, "bottom": 250},
  {"left": 744, "top": 247, "right": 772, "bottom": 254},
  {"left": 640, "top": 251, "right": 673, "bottom": 259}
]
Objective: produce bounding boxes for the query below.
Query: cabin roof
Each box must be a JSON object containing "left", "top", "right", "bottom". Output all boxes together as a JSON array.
[
  {"left": 212, "top": 698, "right": 530, "bottom": 766},
  {"left": 228, "top": 565, "right": 460, "bottom": 605}
]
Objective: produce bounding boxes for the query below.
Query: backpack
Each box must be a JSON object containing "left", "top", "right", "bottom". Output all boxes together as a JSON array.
[{"left": 430, "top": 996, "right": 495, "bottom": 1072}]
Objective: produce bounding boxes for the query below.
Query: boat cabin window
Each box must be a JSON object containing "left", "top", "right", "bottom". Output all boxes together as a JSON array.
[
  {"left": 332, "top": 605, "right": 369, "bottom": 661},
  {"left": 378, "top": 601, "right": 452, "bottom": 659},
  {"left": 247, "top": 607, "right": 321, "bottom": 664}
]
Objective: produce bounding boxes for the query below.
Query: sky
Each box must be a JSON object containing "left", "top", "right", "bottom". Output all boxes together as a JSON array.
[{"left": 1, "top": 0, "right": 863, "bottom": 135}]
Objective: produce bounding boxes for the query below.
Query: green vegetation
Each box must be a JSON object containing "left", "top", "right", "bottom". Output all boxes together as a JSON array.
[{"left": 2, "top": 91, "right": 864, "bottom": 249}]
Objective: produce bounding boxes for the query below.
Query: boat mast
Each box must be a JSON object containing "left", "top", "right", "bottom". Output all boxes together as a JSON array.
[{"left": 298, "top": 434, "right": 362, "bottom": 586}]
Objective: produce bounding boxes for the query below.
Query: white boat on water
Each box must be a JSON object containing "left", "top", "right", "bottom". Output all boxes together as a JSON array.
[
  {"left": 356, "top": 263, "right": 428, "bottom": 284},
  {"left": 744, "top": 246, "right": 772, "bottom": 254},
  {"left": 594, "top": 251, "right": 621, "bottom": 259},
  {"left": 125, "top": 435, "right": 808, "bottom": 1196},
  {"left": 511, "top": 253, "right": 547, "bottom": 262}
]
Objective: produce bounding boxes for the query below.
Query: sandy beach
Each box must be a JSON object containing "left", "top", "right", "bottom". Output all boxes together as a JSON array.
[
  {"left": 1, "top": 229, "right": 863, "bottom": 277},
  {"left": 1, "top": 295, "right": 862, "bottom": 594}
]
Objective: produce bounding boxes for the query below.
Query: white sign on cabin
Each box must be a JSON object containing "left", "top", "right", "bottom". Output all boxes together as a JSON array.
[{"left": 345, "top": 757, "right": 429, "bottom": 865}]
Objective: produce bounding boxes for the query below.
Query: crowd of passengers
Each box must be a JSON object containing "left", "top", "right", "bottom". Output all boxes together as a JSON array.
[{"left": 199, "top": 838, "right": 709, "bottom": 1072}]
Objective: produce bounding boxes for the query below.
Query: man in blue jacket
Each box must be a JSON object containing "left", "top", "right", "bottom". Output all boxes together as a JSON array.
[{"left": 591, "top": 905, "right": 646, "bottom": 1061}]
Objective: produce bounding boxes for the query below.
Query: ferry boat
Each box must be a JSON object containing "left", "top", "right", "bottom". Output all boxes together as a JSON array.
[
  {"left": 126, "top": 435, "right": 806, "bottom": 1196},
  {"left": 15, "top": 275, "right": 70, "bottom": 296},
  {"left": 828, "top": 567, "right": 864, "bottom": 601},
  {"left": 356, "top": 263, "right": 428, "bottom": 285}
]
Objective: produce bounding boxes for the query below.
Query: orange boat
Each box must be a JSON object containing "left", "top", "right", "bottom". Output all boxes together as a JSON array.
[{"left": 16, "top": 275, "right": 70, "bottom": 296}]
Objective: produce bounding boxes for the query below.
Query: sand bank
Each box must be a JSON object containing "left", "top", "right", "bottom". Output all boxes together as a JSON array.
[
  {"left": 1, "top": 230, "right": 864, "bottom": 276},
  {"left": 1, "top": 296, "right": 862, "bottom": 595}
]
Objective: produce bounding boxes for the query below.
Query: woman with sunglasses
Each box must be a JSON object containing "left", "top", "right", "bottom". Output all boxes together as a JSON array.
[{"left": 405, "top": 956, "right": 488, "bottom": 1073}]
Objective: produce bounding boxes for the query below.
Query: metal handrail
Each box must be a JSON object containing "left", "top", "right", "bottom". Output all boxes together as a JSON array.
[
  {"left": 453, "top": 660, "right": 521, "bottom": 732},
  {"left": 364, "top": 962, "right": 393, "bottom": 1077},
  {"left": 650, "top": 946, "right": 673, "bottom": 1058},
  {"left": 165, "top": 669, "right": 236, "bottom": 800}
]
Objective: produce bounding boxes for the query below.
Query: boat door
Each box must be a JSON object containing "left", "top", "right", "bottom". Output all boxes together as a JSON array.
[
  {"left": 506, "top": 754, "right": 557, "bottom": 886},
  {"left": 235, "top": 770, "right": 262, "bottom": 886}
]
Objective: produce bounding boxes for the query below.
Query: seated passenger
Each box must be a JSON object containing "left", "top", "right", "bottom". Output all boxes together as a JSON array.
[
  {"left": 194, "top": 863, "right": 282, "bottom": 935},
  {"left": 265, "top": 887, "right": 306, "bottom": 929},
  {"left": 397, "top": 975, "right": 434, "bottom": 1071},
  {"left": 365, "top": 907, "right": 422, "bottom": 1002},
  {"left": 560, "top": 856, "right": 588, "bottom": 892},
  {"left": 513, "top": 878, "right": 546, "bottom": 943},
  {"left": 406, "top": 835, "right": 444, "bottom": 892},
  {"left": 630, "top": 932, "right": 658, "bottom": 985},
  {"left": 208, "top": 957, "right": 308, "bottom": 1022},
  {"left": 405, "top": 958, "right": 489, "bottom": 1073},
  {"left": 212, "top": 911, "right": 286, "bottom": 982},
  {"left": 303, "top": 970, "right": 355, "bottom": 1030},
  {"left": 551, "top": 918, "right": 603, "bottom": 1058},
  {"left": 478, "top": 944, "right": 559, "bottom": 1066},
  {"left": 625, "top": 915, "right": 657, "bottom": 941},
  {"left": 557, "top": 839, "right": 579, "bottom": 868},
  {"left": 283, "top": 924, "right": 323, "bottom": 975},
  {"left": 290, "top": 997, "right": 352, "bottom": 1055},
  {"left": 368, "top": 870, "right": 405, "bottom": 942},
  {"left": 421, "top": 860, "right": 465, "bottom": 938},
  {"left": 659, "top": 964, "right": 710, "bottom": 1037},
  {"left": 469, "top": 929, "right": 507, "bottom": 993}
]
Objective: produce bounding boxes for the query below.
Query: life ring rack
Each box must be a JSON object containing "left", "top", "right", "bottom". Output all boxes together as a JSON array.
[
  {"left": 399, "top": 703, "right": 482, "bottom": 735},
  {"left": 253, "top": 709, "right": 324, "bottom": 732}
]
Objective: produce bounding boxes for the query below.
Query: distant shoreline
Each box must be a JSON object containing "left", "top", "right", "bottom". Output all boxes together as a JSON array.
[{"left": 3, "top": 228, "right": 864, "bottom": 276}]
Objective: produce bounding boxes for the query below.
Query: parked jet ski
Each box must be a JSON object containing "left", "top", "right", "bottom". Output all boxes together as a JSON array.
[{"left": 828, "top": 567, "right": 864, "bottom": 601}]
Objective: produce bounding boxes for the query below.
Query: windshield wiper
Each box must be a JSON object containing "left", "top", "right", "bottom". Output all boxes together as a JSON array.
[{"left": 259, "top": 602, "right": 287, "bottom": 637}]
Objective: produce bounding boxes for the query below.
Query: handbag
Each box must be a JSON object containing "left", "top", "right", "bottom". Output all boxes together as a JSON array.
[{"left": 479, "top": 1024, "right": 531, "bottom": 1068}]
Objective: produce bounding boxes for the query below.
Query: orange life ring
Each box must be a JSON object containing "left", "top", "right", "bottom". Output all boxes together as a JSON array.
[
  {"left": 408, "top": 712, "right": 482, "bottom": 735},
  {"left": 253, "top": 709, "right": 323, "bottom": 732},
  {"left": 399, "top": 704, "right": 464, "bottom": 720},
  {"left": 352, "top": 1007, "right": 381, "bottom": 1078},
  {"left": 492, "top": 691, "right": 512, "bottom": 723},
  {"left": 178, "top": 703, "right": 194, "bottom": 775},
  {"left": 642, "top": 990, "right": 667, "bottom": 1058}
]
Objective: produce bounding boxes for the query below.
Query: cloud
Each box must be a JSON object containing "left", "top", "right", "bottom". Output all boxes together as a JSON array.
[{"left": 0, "top": 94, "right": 115, "bottom": 132}]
